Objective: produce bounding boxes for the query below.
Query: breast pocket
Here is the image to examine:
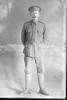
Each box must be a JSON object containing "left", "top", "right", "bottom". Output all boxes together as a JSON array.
[
  {"left": 37, "top": 30, "right": 42, "bottom": 37},
  {"left": 27, "top": 29, "right": 32, "bottom": 39},
  {"left": 37, "top": 30, "right": 43, "bottom": 42}
]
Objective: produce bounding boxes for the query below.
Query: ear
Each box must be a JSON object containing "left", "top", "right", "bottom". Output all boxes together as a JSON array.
[
  {"left": 38, "top": 12, "right": 40, "bottom": 15},
  {"left": 29, "top": 12, "right": 32, "bottom": 16}
]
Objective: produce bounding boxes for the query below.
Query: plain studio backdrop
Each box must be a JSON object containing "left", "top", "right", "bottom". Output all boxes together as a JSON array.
[{"left": 0, "top": 0, "right": 66, "bottom": 98}]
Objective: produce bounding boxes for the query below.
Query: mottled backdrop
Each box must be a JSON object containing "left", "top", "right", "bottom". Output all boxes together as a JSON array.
[{"left": 0, "top": 0, "right": 66, "bottom": 98}]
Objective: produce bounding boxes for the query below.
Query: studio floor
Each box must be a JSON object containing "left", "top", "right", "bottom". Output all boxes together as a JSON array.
[{"left": 0, "top": 47, "right": 66, "bottom": 98}]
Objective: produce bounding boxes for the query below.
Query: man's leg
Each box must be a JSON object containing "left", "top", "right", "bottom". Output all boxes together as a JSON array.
[
  {"left": 35, "top": 57, "right": 49, "bottom": 95},
  {"left": 23, "top": 56, "right": 34, "bottom": 93},
  {"left": 24, "top": 72, "right": 32, "bottom": 93}
]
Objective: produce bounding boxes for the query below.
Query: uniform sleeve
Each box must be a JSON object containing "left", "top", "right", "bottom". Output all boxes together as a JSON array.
[
  {"left": 43, "top": 24, "right": 46, "bottom": 43},
  {"left": 21, "top": 23, "right": 26, "bottom": 45}
]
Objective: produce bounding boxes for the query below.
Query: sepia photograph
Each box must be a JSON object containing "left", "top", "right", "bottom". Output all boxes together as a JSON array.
[{"left": 0, "top": 0, "right": 66, "bottom": 98}]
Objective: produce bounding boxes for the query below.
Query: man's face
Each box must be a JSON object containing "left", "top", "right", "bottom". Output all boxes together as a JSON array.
[{"left": 30, "top": 11, "right": 40, "bottom": 20}]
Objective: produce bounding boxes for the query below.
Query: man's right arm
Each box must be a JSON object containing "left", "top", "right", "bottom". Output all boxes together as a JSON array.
[{"left": 21, "top": 23, "right": 25, "bottom": 45}]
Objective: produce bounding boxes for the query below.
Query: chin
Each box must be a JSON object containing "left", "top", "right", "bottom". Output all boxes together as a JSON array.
[{"left": 33, "top": 18, "right": 38, "bottom": 20}]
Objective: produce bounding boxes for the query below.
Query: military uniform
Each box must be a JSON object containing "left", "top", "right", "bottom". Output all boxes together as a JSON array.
[
  {"left": 21, "top": 20, "right": 46, "bottom": 73},
  {"left": 21, "top": 6, "right": 48, "bottom": 95}
]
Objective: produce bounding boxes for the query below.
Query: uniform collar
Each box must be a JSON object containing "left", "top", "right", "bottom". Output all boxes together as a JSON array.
[{"left": 31, "top": 19, "right": 38, "bottom": 25}]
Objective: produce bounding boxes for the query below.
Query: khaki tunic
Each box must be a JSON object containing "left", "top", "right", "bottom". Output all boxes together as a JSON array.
[{"left": 21, "top": 20, "right": 46, "bottom": 58}]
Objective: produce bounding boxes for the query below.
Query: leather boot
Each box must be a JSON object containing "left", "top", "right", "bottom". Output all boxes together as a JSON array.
[{"left": 37, "top": 73, "right": 49, "bottom": 95}]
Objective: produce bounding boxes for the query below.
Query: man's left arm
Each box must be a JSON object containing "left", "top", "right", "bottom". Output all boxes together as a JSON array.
[
  {"left": 43, "top": 24, "right": 46, "bottom": 44},
  {"left": 40, "top": 24, "right": 46, "bottom": 55}
]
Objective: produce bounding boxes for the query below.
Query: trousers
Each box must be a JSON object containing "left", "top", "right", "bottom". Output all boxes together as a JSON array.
[{"left": 24, "top": 56, "right": 45, "bottom": 74}]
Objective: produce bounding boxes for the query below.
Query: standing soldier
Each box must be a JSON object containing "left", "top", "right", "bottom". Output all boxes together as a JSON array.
[{"left": 21, "top": 5, "right": 48, "bottom": 95}]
